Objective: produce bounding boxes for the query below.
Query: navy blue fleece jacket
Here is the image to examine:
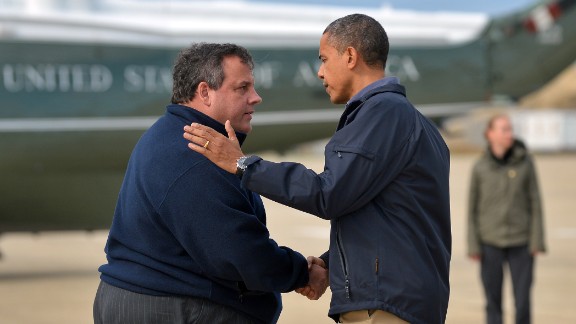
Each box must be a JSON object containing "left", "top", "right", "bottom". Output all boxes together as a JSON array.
[{"left": 99, "top": 104, "right": 308, "bottom": 323}]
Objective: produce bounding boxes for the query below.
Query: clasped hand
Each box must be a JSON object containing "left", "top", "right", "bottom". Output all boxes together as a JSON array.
[{"left": 295, "top": 256, "right": 329, "bottom": 300}]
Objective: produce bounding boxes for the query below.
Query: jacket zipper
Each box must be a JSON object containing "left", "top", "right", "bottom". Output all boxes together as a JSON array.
[{"left": 336, "top": 221, "right": 351, "bottom": 299}]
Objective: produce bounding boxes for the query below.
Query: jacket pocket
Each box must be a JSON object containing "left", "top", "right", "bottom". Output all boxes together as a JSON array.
[
  {"left": 335, "top": 221, "right": 351, "bottom": 300},
  {"left": 333, "top": 145, "right": 376, "bottom": 160}
]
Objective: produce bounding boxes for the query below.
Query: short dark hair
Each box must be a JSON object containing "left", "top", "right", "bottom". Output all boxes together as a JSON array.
[
  {"left": 171, "top": 43, "right": 254, "bottom": 104},
  {"left": 323, "top": 14, "right": 389, "bottom": 69}
]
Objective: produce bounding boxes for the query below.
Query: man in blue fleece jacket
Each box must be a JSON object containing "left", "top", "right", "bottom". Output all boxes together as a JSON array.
[{"left": 94, "top": 43, "right": 328, "bottom": 324}]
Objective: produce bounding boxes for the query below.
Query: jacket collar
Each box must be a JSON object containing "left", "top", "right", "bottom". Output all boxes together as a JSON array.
[
  {"left": 167, "top": 104, "right": 247, "bottom": 146},
  {"left": 347, "top": 76, "right": 400, "bottom": 106},
  {"left": 487, "top": 139, "right": 527, "bottom": 165},
  {"left": 336, "top": 80, "right": 406, "bottom": 131}
]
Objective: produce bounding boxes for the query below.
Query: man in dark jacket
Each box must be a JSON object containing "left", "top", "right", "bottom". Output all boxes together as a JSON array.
[
  {"left": 468, "top": 114, "right": 546, "bottom": 324},
  {"left": 94, "top": 43, "right": 327, "bottom": 324},
  {"left": 183, "top": 15, "right": 451, "bottom": 324}
]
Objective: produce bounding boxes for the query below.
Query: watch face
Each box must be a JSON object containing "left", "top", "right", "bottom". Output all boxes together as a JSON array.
[
  {"left": 240, "top": 157, "right": 248, "bottom": 165},
  {"left": 236, "top": 157, "right": 248, "bottom": 178},
  {"left": 238, "top": 157, "right": 248, "bottom": 170}
]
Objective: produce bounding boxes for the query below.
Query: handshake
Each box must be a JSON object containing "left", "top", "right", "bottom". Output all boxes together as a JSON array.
[{"left": 295, "top": 256, "right": 329, "bottom": 300}]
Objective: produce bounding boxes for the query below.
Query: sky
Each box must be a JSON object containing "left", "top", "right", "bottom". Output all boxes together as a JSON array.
[{"left": 248, "top": 0, "right": 538, "bottom": 16}]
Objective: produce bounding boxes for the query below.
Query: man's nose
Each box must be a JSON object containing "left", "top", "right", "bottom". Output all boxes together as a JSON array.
[
  {"left": 317, "top": 65, "right": 324, "bottom": 80},
  {"left": 251, "top": 88, "right": 262, "bottom": 105}
]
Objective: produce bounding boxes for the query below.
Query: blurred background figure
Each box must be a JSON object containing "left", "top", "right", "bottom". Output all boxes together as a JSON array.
[{"left": 467, "top": 114, "right": 546, "bottom": 324}]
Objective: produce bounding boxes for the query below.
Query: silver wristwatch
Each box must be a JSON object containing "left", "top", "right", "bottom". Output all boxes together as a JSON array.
[{"left": 235, "top": 156, "right": 250, "bottom": 178}]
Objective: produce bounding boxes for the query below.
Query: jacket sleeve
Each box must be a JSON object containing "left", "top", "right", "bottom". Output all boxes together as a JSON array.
[
  {"left": 467, "top": 162, "right": 482, "bottom": 256},
  {"left": 319, "top": 250, "right": 330, "bottom": 269},
  {"left": 527, "top": 157, "right": 546, "bottom": 253},
  {"left": 159, "top": 160, "right": 309, "bottom": 293},
  {"left": 242, "top": 95, "right": 419, "bottom": 220}
]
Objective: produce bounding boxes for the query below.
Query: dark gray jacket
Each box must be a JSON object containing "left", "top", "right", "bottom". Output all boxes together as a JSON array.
[
  {"left": 242, "top": 83, "right": 451, "bottom": 323},
  {"left": 467, "top": 140, "right": 546, "bottom": 255}
]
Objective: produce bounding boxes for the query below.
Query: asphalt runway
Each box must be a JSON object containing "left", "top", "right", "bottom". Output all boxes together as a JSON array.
[{"left": 0, "top": 153, "right": 575, "bottom": 324}]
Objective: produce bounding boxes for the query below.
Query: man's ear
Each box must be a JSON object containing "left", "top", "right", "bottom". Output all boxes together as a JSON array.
[
  {"left": 197, "top": 82, "right": 211, "bottom": 106},
  {"left": 345, "top": 46, "right": 358, "bottom": 68}
]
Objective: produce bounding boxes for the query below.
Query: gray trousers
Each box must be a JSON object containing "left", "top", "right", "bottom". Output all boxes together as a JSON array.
[
  {"left": 93, "top": 281, "right": 260, "bottom": 324},
  {"left": 480, "top": 244, "right": 534, "bottom": 324}
]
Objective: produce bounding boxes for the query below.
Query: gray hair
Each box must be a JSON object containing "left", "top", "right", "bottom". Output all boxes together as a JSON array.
[
  {"left": 323, "top": 14, "right": 389, "bottom": 69},
  {"left": 171, "top": 43, "right": 254, "bottom": 104}
]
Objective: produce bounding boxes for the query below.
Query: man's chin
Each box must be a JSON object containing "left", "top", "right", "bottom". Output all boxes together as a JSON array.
[
  {"left": 330, "top": 97, "right": 347, "bottom": 105},
  {"left": 235, "top": 124, "right": 252, "bottom": 134},
  {"left": 327, "top": 92, "right": 348, "bottom": 105}
]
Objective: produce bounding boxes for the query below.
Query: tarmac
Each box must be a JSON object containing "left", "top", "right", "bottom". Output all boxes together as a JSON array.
[{"left": 0, "top": 152, "right": 575, "bottom": 324}]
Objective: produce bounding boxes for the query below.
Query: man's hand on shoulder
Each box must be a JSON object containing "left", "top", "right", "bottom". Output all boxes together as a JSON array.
[{"left": 184, "top": 120, "right": 244, "bottom": 174}]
